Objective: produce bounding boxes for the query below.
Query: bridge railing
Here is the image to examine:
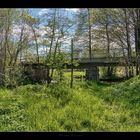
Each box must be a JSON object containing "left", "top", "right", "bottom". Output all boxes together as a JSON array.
[{"left": 73, "top": 57, "right": 139, "bottom": 63}]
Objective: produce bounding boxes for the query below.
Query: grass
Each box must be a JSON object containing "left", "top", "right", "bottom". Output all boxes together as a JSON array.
[
  {"left": 64, "top": 71, "right": 85, "bottom": 77},
  {"left": 0, "top": 76, "right": 140, "bottom": 131}
]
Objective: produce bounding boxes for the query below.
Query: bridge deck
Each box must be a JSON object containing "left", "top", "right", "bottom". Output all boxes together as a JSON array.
[
  {"left": 22, "top": 57, "right": 140, "bottom": 69},
  {"left": 66, "top": 57, "right": 140, "bottom": 69},
  {"left": 75, "top": 57, "right": 138, "bottom": 63}
]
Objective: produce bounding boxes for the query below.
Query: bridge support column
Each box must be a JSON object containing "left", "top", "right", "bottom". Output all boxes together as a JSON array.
[
  {"left": 0, "top": 55, "right": 3, "bottom": 85},
  {"left": 86, "top": 66, "right": 99, "bottom": 81}
]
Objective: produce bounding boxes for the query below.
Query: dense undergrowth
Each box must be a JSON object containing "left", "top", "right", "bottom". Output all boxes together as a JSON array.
[{"left": 0, "top": 76, "right": 140, "bottom": 131}]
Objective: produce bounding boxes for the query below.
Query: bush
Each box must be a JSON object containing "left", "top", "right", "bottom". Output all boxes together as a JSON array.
[{"left": 47, "top": 83, "right": 72, "bottom": 99}]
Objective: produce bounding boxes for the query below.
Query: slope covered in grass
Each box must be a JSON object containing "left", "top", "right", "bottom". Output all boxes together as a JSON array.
[{"left": 0, "top": 76, "right": 140, "bottom": 131}]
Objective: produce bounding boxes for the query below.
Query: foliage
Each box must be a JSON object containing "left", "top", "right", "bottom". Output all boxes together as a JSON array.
[
  {"left": 1, "top": 8, "right": 140, "bottom": 131},
  {"left": 3, "top": 65, "right": 23, "bottom": 88},
  {"left": 0, "top": 76, "right": 140, "bottom": 131}
]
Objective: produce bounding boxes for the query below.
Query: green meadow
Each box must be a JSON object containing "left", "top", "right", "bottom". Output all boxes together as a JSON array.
[{"left": 0, "top": 75, "right": 140, "bottom": 131}]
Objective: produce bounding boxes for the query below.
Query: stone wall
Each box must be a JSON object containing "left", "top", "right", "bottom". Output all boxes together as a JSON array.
[
  {"left": 31, "top": 68, "right": 49, "bottom": 82},
  {"left": 23, "top": 64, "right": 50, "bottom": 83},
  {"left": 86, "top": 66, "right": 99, "bottom": 81}
]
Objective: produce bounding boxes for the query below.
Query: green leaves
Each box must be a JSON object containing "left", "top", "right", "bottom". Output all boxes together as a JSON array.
[{"left": 1, "top": 75, "right": 140, "bottom": 131}]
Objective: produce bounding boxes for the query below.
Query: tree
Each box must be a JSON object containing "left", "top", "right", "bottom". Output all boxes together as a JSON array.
[
  {"left": 70, "top": 39, "right": 74, "bottom": 88},
  {"left": 40, "top": 9, "right": 74, "bottom": 80},
  {"left": 88, "top": 8, "right": 92, "bottom": 59}
]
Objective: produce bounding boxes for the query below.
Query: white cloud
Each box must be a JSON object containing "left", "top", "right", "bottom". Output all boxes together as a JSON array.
[
  {"left": 65, "top": 8, "right": 79, "bottom": 12},
  {"left": 38, "top": 8, "right": 79, "bottom": 16},
  {"left": 11, "top": 24, "right": 52, "bottom": 44},
  {"left": 38, "top": 9, "right": 49, "bottom": 16}
]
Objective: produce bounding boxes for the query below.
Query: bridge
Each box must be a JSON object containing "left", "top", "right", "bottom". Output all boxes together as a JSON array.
[
  {"left": 65, "top": 57, "right": 139, "bottom": 68},
  {"left": 64, "top": 57, "right": 140, "bottom": 81},
  {"left": 22, "top": 56, "right": 140, "bottom": 82}
]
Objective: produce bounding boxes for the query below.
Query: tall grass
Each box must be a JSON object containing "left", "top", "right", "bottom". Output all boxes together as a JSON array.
[{"left": 0, "top": 76, "right": 140, "bottom": 131}]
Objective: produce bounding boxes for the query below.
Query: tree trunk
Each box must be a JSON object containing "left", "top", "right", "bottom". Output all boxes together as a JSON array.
[
  {"left": 32, "top": 26, "right": 39, "bottom": 64},
  {"left": 2, "top": 12, "right": 11, "bottom": 85},
  {"left": 124, "top": 9, "right": 132, "bottom": 77},
  {"left": 48, "top": 9, "right": 57, "bottom": 60},
  {"left": 135, "top": 25, "right": 139, "bottom": 75},
  {"left": 50, "top": 36, "right": 60, "bottom": 78},
  {"left": 105, "top": 23, "right": 113, "bottom": 77},
  {"left": 48, "top": 9, "right": 57, "bottom": 80},
  {"left": 88, "top": 8, "right": 92, "bottom": 60},
  {"left": 70, "top": 39, "right": 74, "bottom": 88},
  {"left": 136, "top": 9, "right": 140, "bottom": 75}
]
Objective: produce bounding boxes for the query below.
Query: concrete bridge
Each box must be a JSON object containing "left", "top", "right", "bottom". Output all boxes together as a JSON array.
[
  {"left": 65, "top": 57, "right": 140, "bottom": 81},
  {"left": 66, "top": 57, "right": 139, "bottom": 68},
  {"left": 21, "top": 56, "right": 140, "bottom": 82}
]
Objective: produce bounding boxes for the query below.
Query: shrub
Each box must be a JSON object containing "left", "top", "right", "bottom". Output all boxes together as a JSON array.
[{"left": 47, "top": 83, "right": 72, "bottom": 99}]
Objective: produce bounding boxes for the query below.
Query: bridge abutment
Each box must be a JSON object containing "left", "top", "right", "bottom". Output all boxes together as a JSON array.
[
  {"left": 86, "top": 66, "right": 99, "bottom": 81},
  {"left": 0, "top": 51, "right": 3, "bottom": 85}
]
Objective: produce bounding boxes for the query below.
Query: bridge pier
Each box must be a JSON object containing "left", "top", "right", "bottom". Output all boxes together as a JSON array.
[
  {"left": 86, "top": 66, "right": 99, "bottom": 81},
  {"left": 0, "top": 52, "right": 3, "bottom": 85}
]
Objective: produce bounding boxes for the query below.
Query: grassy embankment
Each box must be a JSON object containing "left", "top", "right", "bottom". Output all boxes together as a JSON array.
[{"left": 0, "top": 72, "right": 140, "bottom": 131}]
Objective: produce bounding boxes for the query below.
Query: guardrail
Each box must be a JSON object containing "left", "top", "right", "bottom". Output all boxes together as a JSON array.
[{"left": 74, "top": 57, "right": 139, "bottom": 63}]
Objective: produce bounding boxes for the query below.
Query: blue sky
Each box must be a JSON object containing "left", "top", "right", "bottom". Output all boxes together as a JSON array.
[
  {"left": 25, "top": 9, "right": 80, "bottom": 54},
  {"left": 29, "top": 8, "right": 43, "bottom": 17},
  {"left": 29, "top": 8, "right": 79, "bottom": 32},
  {"left": 28, "top": 8, "right": 80, "bottom": 39},
  {"left": 29, "top": 8, "right": 79, "bottom": 18}
]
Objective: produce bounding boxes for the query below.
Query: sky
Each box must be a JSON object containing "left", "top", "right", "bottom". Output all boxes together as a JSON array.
[
  {"left": 29, "top": 8, "right": 79, "bottom": 17},
  {"left": 22, "top": 9, "right": 80, "bottom": 55},
  {"left": 29, "top": 8, "right": 79, "bottom": 35}
]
